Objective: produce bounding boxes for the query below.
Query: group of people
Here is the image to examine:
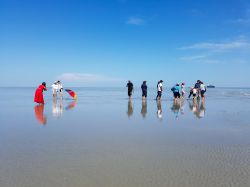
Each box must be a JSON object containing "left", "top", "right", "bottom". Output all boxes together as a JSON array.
[
  {"left": 34, "top": 81, "right": 63, "bottom": 104},
  {"left": 126, "top": 80, "right": 207, "bottom": 100}
]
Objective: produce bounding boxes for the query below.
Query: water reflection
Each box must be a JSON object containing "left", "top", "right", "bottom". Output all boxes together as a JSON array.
[
  {"left": 127, "top": 99, "right": 133, "bottom": 118},
  {"left": 156, "top": 100, "right": 163, "bottom": 121},
  {"left": 188, "top": 99, "right": 206, "bottom": 119},
  {"left": 65, "top": 101, "right": 77, "bottom": 110},
  {"left": 171, "top": 99, "right": 185, "bottom": 119},
  {"left": 34, "top": 104, "right": 47, "bottom": 125},
  {"left": 141, "top": 100, "right": 147, "bottom": 118},
  {"left": 52, "top": 97, "right": 63, "bottom": 118}
]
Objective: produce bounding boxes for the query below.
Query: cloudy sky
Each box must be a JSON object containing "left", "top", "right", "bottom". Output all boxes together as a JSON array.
[{"left": 1, "top": 0, "right": 250, "bottom": 87}]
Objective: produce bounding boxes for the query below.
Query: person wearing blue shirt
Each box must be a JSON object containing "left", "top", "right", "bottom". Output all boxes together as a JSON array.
[{"left": 171, "top": 84, "right": 181, "bottom": 100}]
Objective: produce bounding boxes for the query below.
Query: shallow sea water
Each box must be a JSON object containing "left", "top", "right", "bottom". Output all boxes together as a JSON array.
[{"left": 0, "top": 87, "right": 250, "bottom": 187}]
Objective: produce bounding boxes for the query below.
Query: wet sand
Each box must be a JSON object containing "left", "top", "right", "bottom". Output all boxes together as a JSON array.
[{"left": 0, "top": 87, "right": 249, "bottom": 187}]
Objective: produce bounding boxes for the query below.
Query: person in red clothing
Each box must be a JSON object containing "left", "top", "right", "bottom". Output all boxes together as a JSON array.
[{"left": 34, "top": 82, "right": 47, "bottom": 104}]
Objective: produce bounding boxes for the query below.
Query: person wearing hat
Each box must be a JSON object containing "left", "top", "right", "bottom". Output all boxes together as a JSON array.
[
  {"left": 34, "top": 82, "right": 47, "bottom": 104},
  {"left": 156, "top": 80, "right": 163, "bottom": 100},
  {"left": 141, "top": 81, "right": 147, "bottom": 99}
]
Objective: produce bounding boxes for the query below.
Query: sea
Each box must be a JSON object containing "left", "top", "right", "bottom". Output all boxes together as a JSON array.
[{"left": 0, "top": 87, "right": 249, "bottom": 187}]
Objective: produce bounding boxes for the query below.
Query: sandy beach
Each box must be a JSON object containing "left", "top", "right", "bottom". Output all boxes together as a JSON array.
[{"left": 0, "top": 87, "right": 249, "bottom": 187}]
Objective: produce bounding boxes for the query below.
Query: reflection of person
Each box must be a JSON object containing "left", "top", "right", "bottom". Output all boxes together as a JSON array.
[
  {"left": 156, "top": 100, "right": 163, "bottom": 120},
  {"left": 141, "top": 100, "right": 147, "bottom": 118},
  {"left": 52, "top": 97, "right": 63, "bottom": 118},
  {"left": 156, "top": 80, "right": 163, "bottom": 100},
  {"left": 126, "top": 80, "right": 134, "bottom": 99},
  {"left": 65, "top": 101, "right": 77, "bottom": 110},
  {"left": 188, "top": 99, "right": 206, "bottom": 119},
  {"left": 127, "top": 99, "right": 133, "bottom": 118},
  {"left": 141, "top": 81, "right": 147, "bottom": 99},
  {"left": 34, "top": 104, "right": 47, "bottom": 125},
  {"left": 34, "top": 82, "right": 47, "bottom": 104},
  {"left": 171, "top": 100, "right": 181, "bottom": 119}
]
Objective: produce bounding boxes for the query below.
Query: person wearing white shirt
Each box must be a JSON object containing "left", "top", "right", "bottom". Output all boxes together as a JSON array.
[
  {"left": 156, "top": 80, "right": 163, "bottom": 100},
  {"left": 51, "top": 81, "right": 58, "bottom": 97},
  {"left": 57, "top": 80, "right": 63, "bottom": 98}
]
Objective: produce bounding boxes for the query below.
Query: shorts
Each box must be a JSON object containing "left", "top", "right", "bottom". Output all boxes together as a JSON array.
[
  {"left": 128, "top": 90, "right": 133, "bottom": 96},
  {"left": 174, "top": 92, "right": 180, "bottom": 98},
  {"left": 157, "top": 91, "right": 162, "bottom": 98},
  {"left": 142, "top": 90, "right": 147, "bottom": 97},
  {"left": 201, "top": 90, "right": 205, "bottom": 97}
]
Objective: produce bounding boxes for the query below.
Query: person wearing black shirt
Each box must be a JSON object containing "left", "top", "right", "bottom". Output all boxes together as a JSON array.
[
  {"left": 126, "top": 80, "right": 134, "bottom": 99},
  {"left": 141, "top": 81, "right": 147, "bottom": 99}
]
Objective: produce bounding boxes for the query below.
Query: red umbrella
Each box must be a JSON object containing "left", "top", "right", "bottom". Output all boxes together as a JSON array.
[{"left": 65, "top": 89, "right": 77, "bottom": 100}]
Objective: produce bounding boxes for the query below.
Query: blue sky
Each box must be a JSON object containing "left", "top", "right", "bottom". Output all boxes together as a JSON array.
[{"left": 0, "top": 0, "right": 250, "bottom": 87}]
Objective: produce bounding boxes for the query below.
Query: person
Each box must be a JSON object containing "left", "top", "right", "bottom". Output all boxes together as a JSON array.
[
  {"left": 194, "top": 80, "right": 201, "bottom": 98},
  {"left": 34, "top": 82, "right": 47, "bottom": 104},
  {"left": 181, "top": 83, "right": 185, "bottom": 97},
  {"left": 51, "top": 81, "right": 58, "bottom": 97},
  {"left": 200, "top": 81, "right": 206, "bottom": 100},
  {"left": 156, "top": 80, "right": 163, "bottom": 100},
  {"left": 188, "top": 87, "right": 193, "bottom": 99},
  {"left": 141, "top": 81, "right": 147, "bottom": 99},
  {"left": 192, "top": 87, "right": 198, "bottom": 99},
  {"left": 126, "top": 80, "right": 134, "bottom": 99},
  {"left": 57, "top": 80, "right": 63, "bottom": 98},
  {"left": 171, "top": 84, "right": 181, "bottom": 101}
]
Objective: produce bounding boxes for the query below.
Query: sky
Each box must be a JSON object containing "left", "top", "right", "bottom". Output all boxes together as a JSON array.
[{"left": 0, "top": 0, "right": 250, "bottom": 87}]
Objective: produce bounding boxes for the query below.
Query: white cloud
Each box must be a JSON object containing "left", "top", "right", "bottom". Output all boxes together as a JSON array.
[
  {"left": 57, "top": 73, "right": 122, "bottom": 83},
  {"left": 228, "top": 9, "right": 250, "bottom": 26},
  {"left": 179, "top": 40, "right": 250, "bottom": 51},
  {"left": 180, "top": 55, "right": 207, "bottom": 61},
  {"left": 180, "top": 56, "right": 220, "bottom": 64},
  {"left": 126, "top": 17, "right": 145, "bottom": 25},
  {"left": 228, "top": 18, "right": 250, "bottom": 25}
]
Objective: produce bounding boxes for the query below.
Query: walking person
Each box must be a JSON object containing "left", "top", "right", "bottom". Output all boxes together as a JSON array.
[
  {"left": 181, "top": 82, "right": 185, "bottom": 97},
  {"left": 200, "top": 81, "right": 207, "bottom": 101},
  {"left": 141, "top": 81, "right": 147, "bottom": 100},
  {"left": 156, "top": 80, "right": 163, "bottom": 100},
  {"left": 34, "top": 82, "right": 47, "bottom": 104},
  {"left": 126, "top": 80, "right": 134, "bottom": 99}
]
